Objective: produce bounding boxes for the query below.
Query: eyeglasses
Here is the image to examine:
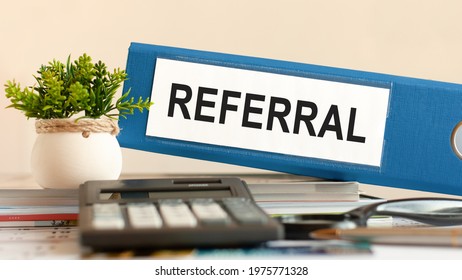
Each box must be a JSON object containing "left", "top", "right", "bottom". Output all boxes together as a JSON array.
[{"left": 276, "top": 197, "right": 462, "bottom": 240}]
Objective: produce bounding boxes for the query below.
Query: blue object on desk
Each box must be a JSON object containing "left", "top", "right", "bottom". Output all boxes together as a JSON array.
[{"left": 118, "top": 42, "right": 462, "bottom": 196}]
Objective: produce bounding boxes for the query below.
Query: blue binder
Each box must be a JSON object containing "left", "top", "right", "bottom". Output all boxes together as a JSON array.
[{"left": 118, "top": 42, "right": 462, "bottom": 196}]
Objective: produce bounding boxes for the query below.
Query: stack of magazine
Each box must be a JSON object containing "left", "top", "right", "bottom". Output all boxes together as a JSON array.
[
  {"left": 247, "top": 181, "right": 384, "bottom": 215},
  {"left": 0, "top": 189, "right": 78, "bottom": 227},
  {"left": 0, "top": 179, "right": 384, "bottom": 227}
]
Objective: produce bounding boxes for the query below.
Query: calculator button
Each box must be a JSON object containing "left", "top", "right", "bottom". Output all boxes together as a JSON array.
[
  {"left": 127, "top": 203, "right": 163, "bottom": 229},
  {"left": 159, "top": 200, "right": 197, "bottom": 227},
  {"left": 92, "top": 203, "right": 125, "bottom": 229},
  {"left": 191, "top": 199, "right": 230, "bottom": 225},
  {"left": 223, "top": 198, "right": 268, "bottom": 224}
]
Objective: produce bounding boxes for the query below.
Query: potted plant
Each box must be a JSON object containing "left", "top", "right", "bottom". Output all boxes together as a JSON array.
[{"left": 4, "top": 54, "right": 152, "bottom": 188}]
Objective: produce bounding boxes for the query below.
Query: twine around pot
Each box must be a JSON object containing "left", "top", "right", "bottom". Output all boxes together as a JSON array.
[{"left": 35, "top": 118, "right": 120, "bottom": 138}]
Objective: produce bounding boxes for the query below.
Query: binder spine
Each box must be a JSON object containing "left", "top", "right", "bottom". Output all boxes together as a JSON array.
[{"left": 118, "top": 42, "right": 462, "bottom": 196}]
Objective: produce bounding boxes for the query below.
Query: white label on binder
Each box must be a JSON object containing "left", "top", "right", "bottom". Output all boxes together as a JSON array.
[{"left": 146, "top": 58, "right": 390, "bottom": 167}]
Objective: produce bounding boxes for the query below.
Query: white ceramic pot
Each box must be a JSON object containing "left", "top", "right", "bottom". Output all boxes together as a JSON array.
[{"left": 31, "top": 130, "right": 122, "bottom": 189}]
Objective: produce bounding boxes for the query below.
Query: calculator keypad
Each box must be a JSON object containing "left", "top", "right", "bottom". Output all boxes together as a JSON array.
[
  {"left": 81, "top": 178, "right": 283, "bottom": 250},
  {"left": 92, "top": 203, "right": 125, "bottom": 229},
  {"left": 223, "top": 198, "right": 268, "bottom": 224},
  {"left": 127, "top": 203, "right": 163, "bottom": 229},
  {"left": 191, "top": 199, "right": 230, "bottom": 225},
  {"left": 159, "top": 199, "right": 198, "bottom": 228},
  {"left": 91, "top": 198, "right": 267, "bottom": 230}
]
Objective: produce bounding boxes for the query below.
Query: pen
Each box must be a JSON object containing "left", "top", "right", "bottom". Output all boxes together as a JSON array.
[{"left": 311, "top": 227, "right": 462, "bottom": 247}]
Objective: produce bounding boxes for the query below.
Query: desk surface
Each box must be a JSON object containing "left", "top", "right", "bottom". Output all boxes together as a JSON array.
[{"left": 1, "top": 172, "right": 462, "bottom": 260}]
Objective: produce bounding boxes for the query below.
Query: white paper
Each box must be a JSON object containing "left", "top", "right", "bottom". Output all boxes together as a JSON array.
[{"left": 146, "top": 58, "right": 390, "bottom": 166}]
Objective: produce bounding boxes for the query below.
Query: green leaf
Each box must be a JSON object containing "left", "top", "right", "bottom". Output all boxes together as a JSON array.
[{"left": 4, "top": 53, "right": 152, "bottom": 120}]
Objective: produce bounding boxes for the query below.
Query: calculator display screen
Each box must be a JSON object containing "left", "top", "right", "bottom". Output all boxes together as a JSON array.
[
  {"left": 149, "top": 188, "right": 232, "bottom": 199},
  {"left": 100, "top": 188, "right": 233, "bottom": 200}
]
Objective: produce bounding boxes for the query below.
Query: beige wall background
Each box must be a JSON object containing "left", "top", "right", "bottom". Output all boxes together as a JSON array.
[{"left": 1, "top": 0, "right": 462, "bottom": 177}]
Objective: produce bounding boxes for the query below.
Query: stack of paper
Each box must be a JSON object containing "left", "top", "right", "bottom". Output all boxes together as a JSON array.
[
  {"left": 0, "top": 189, "right": 78, "bottom": 227},
  {"left": 247, "top": 181, "right": 360, "bottom": 202},
  {"left": 247, "top": 181, "right": 385, "bottom": 215},
  {"left": 256, "top": 195, "right": 385, "bottom": 216}
]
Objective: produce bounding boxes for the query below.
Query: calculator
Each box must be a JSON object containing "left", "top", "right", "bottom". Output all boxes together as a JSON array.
[{"left": 79, "top": 177, "right": 284, "bottom": 250}]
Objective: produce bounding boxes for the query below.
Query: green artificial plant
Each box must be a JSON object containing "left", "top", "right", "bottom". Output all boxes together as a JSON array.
[{"left": 4, "top": 54, "right": 152, "bottom": 120}]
